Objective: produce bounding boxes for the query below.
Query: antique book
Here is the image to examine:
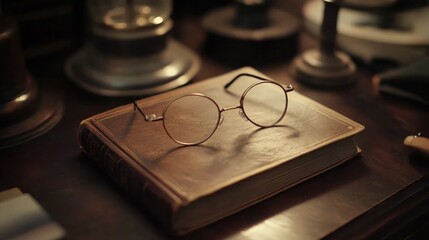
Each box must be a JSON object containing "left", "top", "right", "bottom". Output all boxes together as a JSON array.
[{"left": 79, "top": 67, "right": 364, "bottom": 235}]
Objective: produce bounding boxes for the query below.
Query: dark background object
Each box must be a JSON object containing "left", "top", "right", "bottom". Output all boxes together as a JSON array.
[
  {"left": 65, "top": 0, "right": 201, "bottom": 97},
  {"left": 374, "top": 57, "right": 429, "bottom": 106},
  {"left": 0, "top": 15, "right": 62, "bottom": 149},
  {"left": 301, "top": 0, "right": 429, "bottom": 70},
  {"left": 0, "top": 17, "right": 28, "bottom": 102},
  {"left": 342, "top": 0, "right": 429, "bottom": 11},
  {"left": 0, "top": 0, "right": 85, "bottom": 59},
  {"left": 202, "top": 0, "right": 299, "bottom": 66},
  {"left": 232, "top": 0, "right": 270, "bottom": 29},
  {"left": 290, "top": 0, "right": 356, "bottom": 88}
]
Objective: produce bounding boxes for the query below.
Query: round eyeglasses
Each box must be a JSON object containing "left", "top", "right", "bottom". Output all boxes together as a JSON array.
[{"left": 133, "top": 73, "right": 294, "bottom": 145}]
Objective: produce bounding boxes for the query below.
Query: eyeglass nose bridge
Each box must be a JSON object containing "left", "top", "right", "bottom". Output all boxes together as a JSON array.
[
  {"left": 220, "top": 105, "right": 241, "bottom": 112},
  {"left": 219, "top": 105, "right": 248, "bottom": 122}
]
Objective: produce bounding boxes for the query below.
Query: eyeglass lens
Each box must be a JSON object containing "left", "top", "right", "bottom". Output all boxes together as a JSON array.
[
  {"left": 243, "top": 82, "right": 287, "bottom": 127},
  {"left": 163, "top": 95, "right": 220, "bottom": 145}
]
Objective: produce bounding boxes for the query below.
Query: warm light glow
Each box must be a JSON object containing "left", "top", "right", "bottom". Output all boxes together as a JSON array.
[
  {"left": 151, "top": 16, "right": 164, "bottom": 25},
  {"left": 241, "top": 217, "right": 294, "bottom": 239},
  {"left": 242, "top": 0, "right": 264, "bottom": 5},
  {"left": 0, "top": 30, "right": 12, "bottom": 40},
  {"left": 103, "top": 5, "right": 164, "bottom": 29},
  {"left": 136, "top": 17, "right": 147, "bottom": 26},
  {"left": 141, "top": 6, "right": 151, "bottom": 14},
  {"left": 164, "top": 65, "right": 179, "bottom": 77},
  {"left": 15, "top": 94, "right": 29, "bottom": 102}
]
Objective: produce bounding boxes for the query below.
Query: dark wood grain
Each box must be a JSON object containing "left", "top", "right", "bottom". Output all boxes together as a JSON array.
[{"left": 1, "top": 1, "right": 429, "bottom": 239}]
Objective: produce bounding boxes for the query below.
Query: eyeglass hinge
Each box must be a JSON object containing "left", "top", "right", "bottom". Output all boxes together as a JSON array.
[
  {"left": 145, "top": 114, "right": 163, "bottom": 121},
  {"left": 285, "top": 84, "right": 294, "bottom": 92}
]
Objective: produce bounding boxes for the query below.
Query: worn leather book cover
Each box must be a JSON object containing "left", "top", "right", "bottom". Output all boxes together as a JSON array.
[{"left": 79, "top": 67, "right": 364, "bottom": 235}]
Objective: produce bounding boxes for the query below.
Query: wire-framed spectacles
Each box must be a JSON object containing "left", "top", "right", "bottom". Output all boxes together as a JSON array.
[{"left": 133, "top": 73, "right": 294, "bottom": 145}]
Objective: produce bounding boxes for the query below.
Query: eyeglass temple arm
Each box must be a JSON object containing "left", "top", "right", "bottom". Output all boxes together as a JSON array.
[
  {"left": 224, "top": 73, "right": 267, "bottom": 89},
  {"left": 133, "top": 101, "right": 164, "bottom": 121},
  {"left": 224, "top": 73, "right": 294, "bottom": 92}
]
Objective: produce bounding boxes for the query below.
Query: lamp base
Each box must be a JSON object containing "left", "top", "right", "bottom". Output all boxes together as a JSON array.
[
  {"left": 290, "top": 49, "right": 356, "bottom": 88},
  {"left": 66, "top": 39, "right": 200, "bottom": 97},
  {"left": 303, "top": 0, "right": 429, "bottom": 66},
  {"left": 0, "top": 78, "right": 63, "bottom": 149}
]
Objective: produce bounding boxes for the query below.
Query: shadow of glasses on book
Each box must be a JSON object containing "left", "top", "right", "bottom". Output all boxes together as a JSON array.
[
  {"left": 150, "top": 125, "right": 299, "bottom": 165},
  {"left": 152, "top": 145, "right": 222, "bottom": 163},
  {"left": 231, "top": 125, "right": 300, "bottom": 154}
]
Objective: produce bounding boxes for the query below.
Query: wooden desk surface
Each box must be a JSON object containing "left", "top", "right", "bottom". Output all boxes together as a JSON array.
[{"left": 1, "top": 1, "right": 429, "bottom": 239}]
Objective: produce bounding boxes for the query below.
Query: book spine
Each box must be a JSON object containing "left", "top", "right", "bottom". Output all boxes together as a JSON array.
[{"left": 78, "top": 122, "right": 174, "bottom": 230}]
